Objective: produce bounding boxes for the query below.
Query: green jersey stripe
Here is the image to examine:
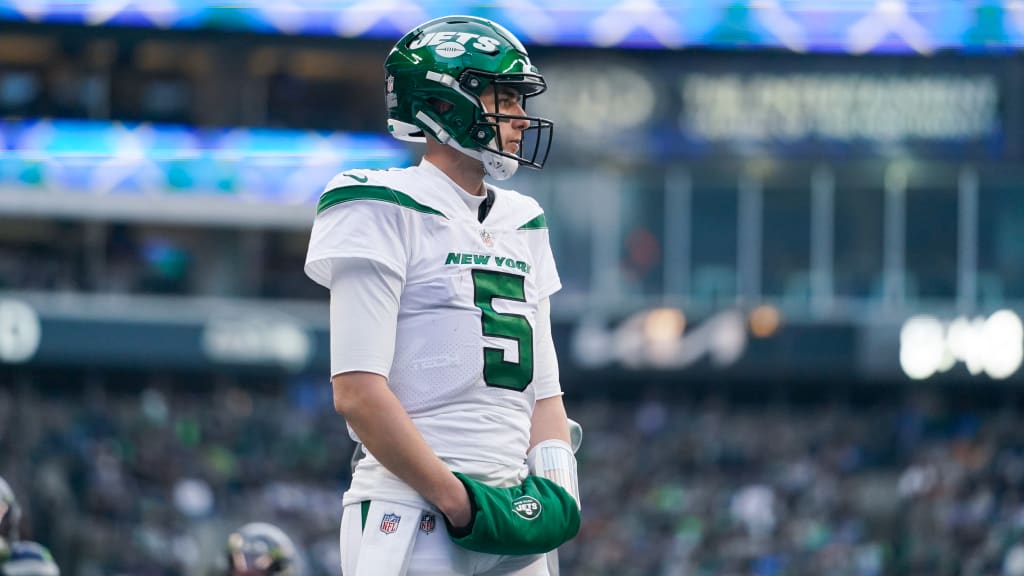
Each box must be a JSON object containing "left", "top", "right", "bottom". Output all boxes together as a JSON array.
[
  {"left": 317, "top": 185, "right": 447, "bottom": 218},
  {"left": 518, "top": 213, "right": 547, "bottom": 230}
]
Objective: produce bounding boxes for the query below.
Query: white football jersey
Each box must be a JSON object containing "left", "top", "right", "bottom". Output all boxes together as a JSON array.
[{"left": 305, "top": 160, "right": 562, "bottom": 509}]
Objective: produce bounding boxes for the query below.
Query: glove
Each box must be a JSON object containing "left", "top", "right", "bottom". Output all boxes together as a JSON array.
[{"left": 445, "top": 473, "right": 580, "bottom": 556}]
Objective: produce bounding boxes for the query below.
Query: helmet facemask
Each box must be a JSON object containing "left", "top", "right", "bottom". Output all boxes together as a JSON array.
[{"left": 462, "top": 72, "right": 552, "bottom": 176}]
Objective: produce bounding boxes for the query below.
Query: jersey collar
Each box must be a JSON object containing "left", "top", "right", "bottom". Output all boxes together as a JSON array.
[{"left": 419, "top": 159, "right": 495, "bottom": 222}]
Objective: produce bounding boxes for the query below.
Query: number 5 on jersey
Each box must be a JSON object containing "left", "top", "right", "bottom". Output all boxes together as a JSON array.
[{"left": 472, "top": 269, "right": 533, "bottom": 392}]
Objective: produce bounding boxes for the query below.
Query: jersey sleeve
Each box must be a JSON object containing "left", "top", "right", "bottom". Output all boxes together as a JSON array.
[
  {"left": 330, "top": 257, "right": 402, "bottom": 378},
  {"left": 520, "top": 208, "right": 561, "bottom": 301},
  {"left": 533, "top": 226, "right": 561, "bottom": 300},
  {"left": 305, "top": 173, "right": 408, "bottom": 288},
  {"left": 519, "top": 201, "right": 562, "bottom": 398},
  {"left": 532, "top": 297, "right": 562, "bottom": 400}
]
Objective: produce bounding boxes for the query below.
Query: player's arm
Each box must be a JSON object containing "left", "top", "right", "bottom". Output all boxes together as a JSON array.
[
  {"left": 526, "top": 297, "right": 580, "bottom": 509},
  {"left": 327, "top": 256, "right": 471, "bottom": 528},
  {"left": 333, "top": 372, "right": 471, "bottom": 527},
  {"left": 528, "top": 297, "right": 569, "bottom": 446},
  {"left": 530, "top": 396, "right": 570, "bottom": 448}
]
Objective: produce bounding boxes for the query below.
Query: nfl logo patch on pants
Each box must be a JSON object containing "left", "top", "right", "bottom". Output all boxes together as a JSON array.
[
  {"left": 352, "top": 501, "right": 420, "bottom": 576},
  {"left": 419, "top": 513, "right": 435, "bottom": 534},
  {"left": 380, "top": 513, "right": 401, "bottom": 534}
]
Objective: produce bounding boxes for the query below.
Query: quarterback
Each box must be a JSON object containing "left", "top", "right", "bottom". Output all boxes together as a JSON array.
[{"left": 305, "top": 15, "right": 580, "bottom": 576}]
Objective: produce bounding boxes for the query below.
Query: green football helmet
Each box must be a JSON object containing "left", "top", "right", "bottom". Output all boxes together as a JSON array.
[
  {"left": 0, "top": 476, "right": 20, "bottom": 561},
  {"left": 0, "top": 541, "right": 60, "bottom": 576},
  {"left": 226, "top": 522, "right": 297, "bottom": 576},
  {"left": 385, "top": 15, "right": 554, "bottom": 180}
]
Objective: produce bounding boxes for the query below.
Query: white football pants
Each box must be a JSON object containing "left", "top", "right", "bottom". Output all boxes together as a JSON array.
[{"left": 340, "top": 500, "right": 550, "bottom": 576}]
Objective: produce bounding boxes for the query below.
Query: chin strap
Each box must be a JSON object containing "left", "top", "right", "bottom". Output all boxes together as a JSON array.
[
  {"left": 414, "top": 111, "right": 519, "bottom": 181},
  {"left": 480, "top": 147, "right": 519, "bottom": 180},
  {"left": 447, "top": 136, "right": 519, "bottom": 181}
]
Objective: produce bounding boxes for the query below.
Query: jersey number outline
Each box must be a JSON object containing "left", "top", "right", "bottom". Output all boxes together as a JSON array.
[{"left": 472, "top": 269, "right": 533, "bottom": 392}]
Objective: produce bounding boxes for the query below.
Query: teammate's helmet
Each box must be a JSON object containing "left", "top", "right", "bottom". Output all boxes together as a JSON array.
[
  {"left": 0, "top": 476, "right": 20, "bottom": 559},
  {"left": 384, "top": 15, "right": 553, "bottom": 180},
  {"left": 0, "top": 541, "right": 60, "bottom": 576},
  {"left": 226, "top": 522, "right": 298, "bottom": 576}
]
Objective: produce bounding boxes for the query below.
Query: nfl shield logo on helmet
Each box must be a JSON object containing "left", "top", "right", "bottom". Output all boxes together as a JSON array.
[
  {"left": 380, "top": 513, "right": 401, "bottom": 534},
  {"left": 419, "top": 513, "right": 435, "bottom": 534}
]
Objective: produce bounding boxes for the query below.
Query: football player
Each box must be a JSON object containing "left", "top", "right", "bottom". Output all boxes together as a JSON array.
[
  {"left": 306, "top": 14, "right": 579, "bottom": 576},
  {"left": 0, "top": 541, "right": 59, "bottom": 576},
  {"left": 226, "top": 522, "right": 299, "bottom": 576},
  {"left": 0, "top": 476, "right": 20, "bottom": 561}
]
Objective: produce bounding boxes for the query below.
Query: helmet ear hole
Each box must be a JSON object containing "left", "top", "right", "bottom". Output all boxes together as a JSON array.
[
  {"left": 472, "top": 127, "right": 493, "bottom": 146},
  {"left": 427, "top": 98, "right": 454, "bottom": 115},
  {"left": 459, "top": 74, "right": 485, "bottom": 94}
]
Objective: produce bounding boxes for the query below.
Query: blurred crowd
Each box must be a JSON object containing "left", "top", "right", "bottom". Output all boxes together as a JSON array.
[
  {"left": 2, "top": 377, "right": 1024, "bottom": 576},
  {"left": 565, "top": 393, "right": 1024, "bottom": 576},
  {"left": 0, "top": 376, "right": 350, "bottom": 575}
]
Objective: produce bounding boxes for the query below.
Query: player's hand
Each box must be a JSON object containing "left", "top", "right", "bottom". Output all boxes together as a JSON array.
[{"left": 437, "top": 472, "right": 473, "bottom": 529}]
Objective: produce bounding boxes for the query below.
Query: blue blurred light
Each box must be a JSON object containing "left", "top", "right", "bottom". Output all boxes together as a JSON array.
[
  {"left": 0, "top": 119, "right": 413, "bottom": 203},
  {"left": 0, "top": 0, "right": 1017, "bottom": 53}
]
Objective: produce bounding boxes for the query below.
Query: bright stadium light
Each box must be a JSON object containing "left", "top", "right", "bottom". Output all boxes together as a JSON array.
[
  {"left": 899, "top": 311, "right": 1024, "bottom": 381},
  {"left": 643, "top": 307, "right": 686, "bottom": 343},
  {"left": 899, "top": 315, "right": 945, "bottom": 380},
  {"left": 569, "top": 308, "right": 746, "bottom": 370},
  {"left": 947, "top": 316, "right": 986, "bottom": 376},
  {"left": 748, "top": 304, "right": 781, "bottom": 338},
  {"left": 982, "top": 310, "right": 1024, "bottom": 380},
  {"left": 0, "top": 299, "right": 41, "bottom": 364}
]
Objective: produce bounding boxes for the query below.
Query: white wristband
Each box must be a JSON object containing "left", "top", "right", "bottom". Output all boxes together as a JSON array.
[{"left": 527, "top": 439, "right": 580, "bottom": 510}]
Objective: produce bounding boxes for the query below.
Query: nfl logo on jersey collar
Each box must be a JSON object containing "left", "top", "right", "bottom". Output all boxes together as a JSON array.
[
  {"left": 380, "top": 512, "right": 401, "bottom": 534},
  {"left": 480, "top": 229, "right": 495, "bottom": 248}
]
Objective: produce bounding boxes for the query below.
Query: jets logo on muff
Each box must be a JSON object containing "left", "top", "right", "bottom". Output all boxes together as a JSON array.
[{"left": 512, "top": 495, "right": 542, "bottom": 520}]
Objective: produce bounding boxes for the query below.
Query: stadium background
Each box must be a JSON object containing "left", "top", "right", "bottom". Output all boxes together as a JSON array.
[{"left": 2, "top": 1, "right": 1024, "bottom": 574}]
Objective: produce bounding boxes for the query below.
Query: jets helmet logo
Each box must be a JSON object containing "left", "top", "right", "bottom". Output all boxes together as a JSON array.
[
  {"left": 408, "top": 32, "right": 501, "bottom": 55},
  {"left": 435, "top": 42, "right": 465, "bottom": 58},
  {"left": 512, "top": 495, "right": 542, "bottom": 520}
]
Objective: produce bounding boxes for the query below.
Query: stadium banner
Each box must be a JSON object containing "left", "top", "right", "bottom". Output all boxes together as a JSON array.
[
  {"left": 1, "top": 1, "right": 1024, "bottom": 54},
  {"left": 530, "top": 53, "right": 1010, "bottom": 161}
]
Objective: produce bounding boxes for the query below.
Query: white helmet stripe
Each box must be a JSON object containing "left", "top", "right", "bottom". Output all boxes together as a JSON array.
[{"left": 414, "top": 111, "right": 449, "bottom": 143}]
